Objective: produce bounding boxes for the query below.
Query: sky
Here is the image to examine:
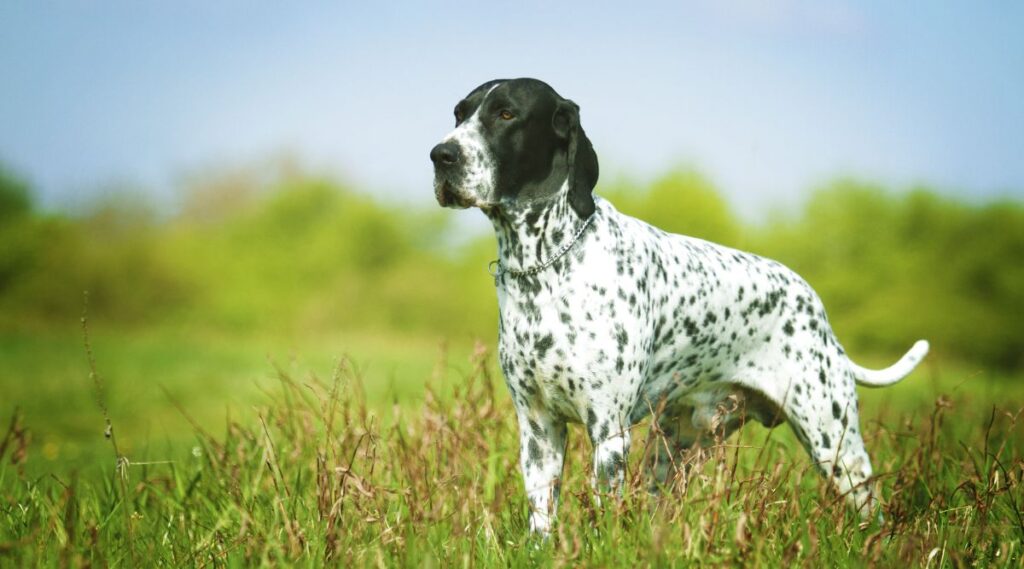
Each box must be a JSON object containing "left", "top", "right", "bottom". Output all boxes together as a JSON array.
[{"left": 1, "top": 1, "right": 1022, "bottom": 219}]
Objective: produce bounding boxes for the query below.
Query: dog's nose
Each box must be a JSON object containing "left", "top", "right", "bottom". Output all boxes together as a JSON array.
[{"left": 430, "top": 142, "right": 459, "bottom": 166}]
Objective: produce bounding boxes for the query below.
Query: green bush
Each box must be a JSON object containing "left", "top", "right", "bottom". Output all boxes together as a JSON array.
[
  {"left": 751, "top": 180, "right": 1024, "bottom": 369},
  {"left": 603, "top": 169, "right": 742, "bottom": 246},
  {"left": 0, "top": 163, "right": 1020, "bottom": 370}
]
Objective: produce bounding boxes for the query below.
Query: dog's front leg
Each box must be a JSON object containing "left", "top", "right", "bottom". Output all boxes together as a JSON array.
[
  {"left": 515, "top": 408, "right": 567, "bottom": 535},
  {"left": 590, "top": 420, "right": 631, "bottom": 501}
]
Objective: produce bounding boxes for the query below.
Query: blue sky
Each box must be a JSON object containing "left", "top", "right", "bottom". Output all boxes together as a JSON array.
[{"left": 1, "top": 1, "right": 1022, "bottom": 217}]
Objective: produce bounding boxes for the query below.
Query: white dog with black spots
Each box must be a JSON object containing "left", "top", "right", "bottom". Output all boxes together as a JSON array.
[{"left": 430, "top": 78, "right": 929, "bottom": 535}]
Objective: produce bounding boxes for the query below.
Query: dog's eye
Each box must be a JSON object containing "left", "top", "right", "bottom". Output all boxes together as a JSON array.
[
  {"left": 499, "top": 110, "right": 514, "bottom": 121},
  {"left": 454, "top": 109, "right": 464, "bottom": 123}
]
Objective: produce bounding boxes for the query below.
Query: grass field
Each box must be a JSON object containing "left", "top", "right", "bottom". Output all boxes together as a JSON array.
[{"left": 1, "top": 325, "right": 1022, "bottom": 566}]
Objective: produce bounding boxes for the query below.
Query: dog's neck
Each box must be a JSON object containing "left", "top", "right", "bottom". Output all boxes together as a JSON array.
[{"left": 484, "top": 182, "right": 590, "bottom": 275}]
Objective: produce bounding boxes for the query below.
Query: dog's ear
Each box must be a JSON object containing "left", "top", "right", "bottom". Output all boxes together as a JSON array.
[{"left": 554, "top": 99, "right": 599, "bottom": 219}]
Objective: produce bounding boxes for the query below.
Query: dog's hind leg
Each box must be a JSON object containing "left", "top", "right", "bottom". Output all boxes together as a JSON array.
[
  {"left": 782, "top": 366, "right": 880, "bottom": 522},
  {"left": 646, "top": 407, "right": 701, "bottom": 492},
  {"left": 647, "top": 395, "right": 749, "bottom": 493}
]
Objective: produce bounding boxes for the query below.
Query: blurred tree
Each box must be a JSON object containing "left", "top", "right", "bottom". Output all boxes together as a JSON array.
[
  {"left": 752, "top": 179, "right": 1024, "bottom": 371},
  {"left": 0, "top": 163, "right": 1020, "bottom": 370},
  {"left": 0, "top": 165, "right": 34, "bottom": 293},
  {"left": 603, "top": 169, "right": 742, "bottom": 246},
  {"left": 0, "top": 164, "right": 32, "bottom": 222}
]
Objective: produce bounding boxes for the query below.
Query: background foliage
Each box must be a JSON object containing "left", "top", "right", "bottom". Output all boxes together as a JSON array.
[
  {"left": 1, "top": 160, "right": 1023, "bottom": 565},
  {"left": 2, "top": 162, "right": 1020, "bottom": 369}
]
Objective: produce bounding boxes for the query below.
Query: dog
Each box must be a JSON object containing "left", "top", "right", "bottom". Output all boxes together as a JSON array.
[{"left": 429, "top": 78, "right": 929, "bottom": 534}]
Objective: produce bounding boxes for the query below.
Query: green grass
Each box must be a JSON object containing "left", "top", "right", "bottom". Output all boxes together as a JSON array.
[
  {"left": 0, "top": 329, "right": 1022, "bottom": 566},
  {"left": 0, "top": 326, "right": 481, "bottom": 473}
]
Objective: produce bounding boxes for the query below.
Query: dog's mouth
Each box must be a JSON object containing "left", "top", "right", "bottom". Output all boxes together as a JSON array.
[{"left": 434, "top": 179, "right": 474, "bottom": 209}]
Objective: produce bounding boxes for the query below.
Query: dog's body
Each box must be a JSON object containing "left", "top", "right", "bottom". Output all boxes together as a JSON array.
[{"left": 431, "top": 78, "right": 928, "bottom": 534}]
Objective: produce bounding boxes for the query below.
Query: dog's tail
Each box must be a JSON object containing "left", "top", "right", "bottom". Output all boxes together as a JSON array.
[{"left": 850, "top": 340, "right": 930, "bottom": 387}]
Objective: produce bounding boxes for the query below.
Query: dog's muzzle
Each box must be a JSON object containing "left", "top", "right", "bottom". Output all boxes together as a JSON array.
[
  {"left": 433, "top": 179, "right": 474, "bottom": 208},
  {"left": 430, "top": 142, "right": 471, "bottom": 208}
]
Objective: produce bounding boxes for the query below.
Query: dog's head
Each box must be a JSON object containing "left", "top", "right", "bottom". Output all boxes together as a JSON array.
[{"left": 430, "top": 78, "right": 599, "bottom": 219}]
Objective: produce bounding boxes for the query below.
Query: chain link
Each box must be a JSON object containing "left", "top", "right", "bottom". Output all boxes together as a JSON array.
[{"left": 490, "top": 213, "right": 594, "bottom": 284}]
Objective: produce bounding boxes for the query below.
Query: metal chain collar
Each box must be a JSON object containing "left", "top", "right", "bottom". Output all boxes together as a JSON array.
[{"left": 488, "top": 213, "right": 594, "bottom": 285}]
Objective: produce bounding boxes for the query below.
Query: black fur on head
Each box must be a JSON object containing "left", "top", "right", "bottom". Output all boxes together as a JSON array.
[
  {"left": 430, "top": 78, "right": 599, "bottom": 219},
  {"left": 553, "top": 98, "right": 599, "bottom": 219}
]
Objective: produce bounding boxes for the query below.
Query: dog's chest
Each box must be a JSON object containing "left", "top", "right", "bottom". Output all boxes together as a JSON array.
[{"left": 495, "top": 244, "right": 655, "bottom": 419}]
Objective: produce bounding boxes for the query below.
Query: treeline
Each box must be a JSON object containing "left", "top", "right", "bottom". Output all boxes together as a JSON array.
[{"left": 1, "top": 164, "right": 1021, "bottom": 370}]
